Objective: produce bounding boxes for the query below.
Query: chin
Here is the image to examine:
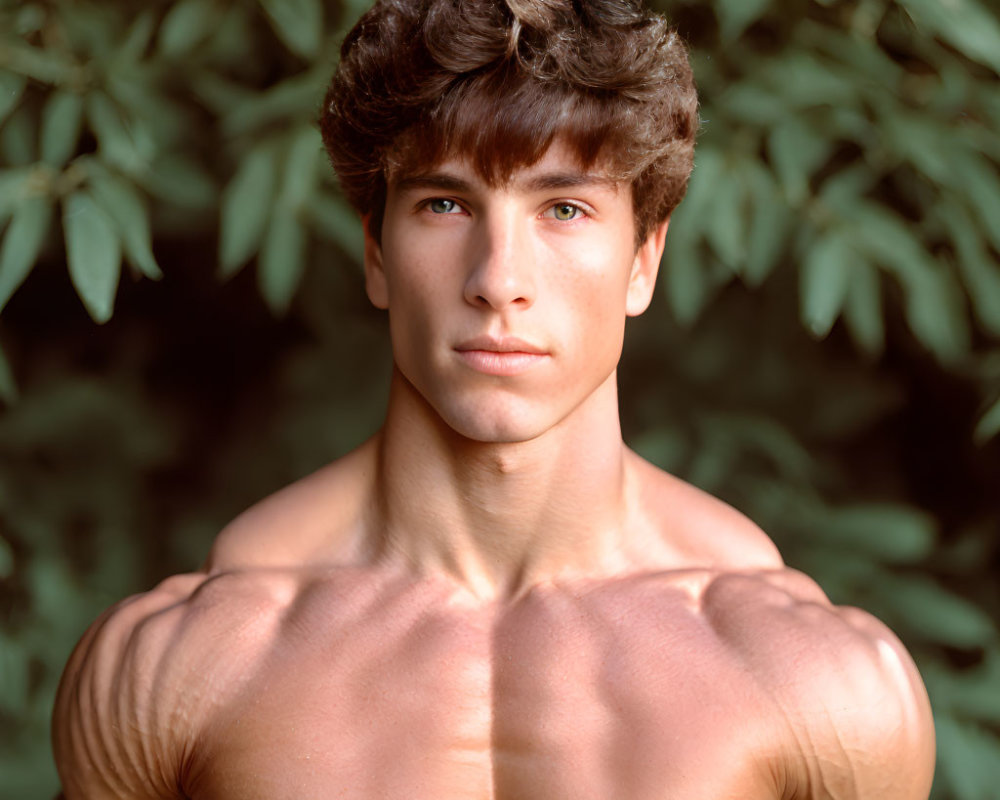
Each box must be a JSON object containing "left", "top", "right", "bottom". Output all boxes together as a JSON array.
[{"left": 435, "top": 399, "right": 551, "bottom": 445}]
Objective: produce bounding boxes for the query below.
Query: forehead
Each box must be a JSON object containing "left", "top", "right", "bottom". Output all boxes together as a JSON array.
[{"left": 386, "top": 139, "right": 626, "bottom": 196}]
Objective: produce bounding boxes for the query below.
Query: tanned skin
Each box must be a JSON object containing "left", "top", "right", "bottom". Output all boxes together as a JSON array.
[{"left": 53, "top": 143, "right": 935, "bottom": 799}]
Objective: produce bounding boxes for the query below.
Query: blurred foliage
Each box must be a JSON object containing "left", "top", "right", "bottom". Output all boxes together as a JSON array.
[{"left": 0, "top": 0, "right": 998, "bottom": 797}]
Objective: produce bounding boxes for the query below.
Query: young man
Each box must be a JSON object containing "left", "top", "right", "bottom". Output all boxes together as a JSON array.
[{"left": 53, "top": 1, "right": 935, "bottom": 798}]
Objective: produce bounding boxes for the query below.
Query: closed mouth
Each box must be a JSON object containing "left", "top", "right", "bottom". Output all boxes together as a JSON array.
[{"left": 454, "top": 336, "right": 547, "bottom": 355}]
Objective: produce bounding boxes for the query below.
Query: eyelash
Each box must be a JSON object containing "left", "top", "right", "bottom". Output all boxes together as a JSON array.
[{"left": 421, "top": 198, "right": 589, "bottom": 220}]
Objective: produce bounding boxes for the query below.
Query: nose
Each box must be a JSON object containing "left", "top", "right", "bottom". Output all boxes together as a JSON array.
[{"left": 462, "top": 211, "right": 535, "bottom": 311}]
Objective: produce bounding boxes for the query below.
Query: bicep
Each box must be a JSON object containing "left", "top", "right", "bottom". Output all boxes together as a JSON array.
[{"left": 53, "top": 580, "right": 200, "bottom": 800}]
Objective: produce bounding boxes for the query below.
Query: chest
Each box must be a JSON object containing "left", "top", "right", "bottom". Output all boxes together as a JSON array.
[{"left": 186, "top": 585, "right": 783, "bottom": 800}]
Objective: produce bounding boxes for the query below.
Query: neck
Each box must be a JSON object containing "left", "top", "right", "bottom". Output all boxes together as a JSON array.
[{"left": 367, "top": 367, "right": 640, "bottom": 599}]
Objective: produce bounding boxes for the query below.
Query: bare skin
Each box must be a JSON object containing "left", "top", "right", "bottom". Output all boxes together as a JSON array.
[{"left": 53, "top": 145, "right": 935, "bottom": 799}]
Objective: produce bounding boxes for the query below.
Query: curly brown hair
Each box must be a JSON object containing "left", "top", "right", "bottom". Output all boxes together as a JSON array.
[{"left": 320, "top": 0, "right": 699, "bottom": 246}]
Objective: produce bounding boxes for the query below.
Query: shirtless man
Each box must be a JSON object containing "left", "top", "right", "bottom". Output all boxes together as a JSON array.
[{"left": 52, "top": 1, "right": 936, "bottom": 797}]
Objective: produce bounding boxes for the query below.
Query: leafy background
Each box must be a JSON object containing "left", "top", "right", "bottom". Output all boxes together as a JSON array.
[{"left": 0, "top": 0, "right": 998, "bottom": 796}]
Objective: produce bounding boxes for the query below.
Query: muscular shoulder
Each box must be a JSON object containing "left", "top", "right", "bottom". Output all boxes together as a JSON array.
[
  {"left": 627, "top": 449, "right": 783, "bottom": 570},
  {"left": 53, "top": 569, "right": 298, "bottom": 799},
  {"left": 701, "top": 569, "right": 935, "bottom": 800},
  {"left": 205, "top": 438, "right": 378, "bottom": 572}
]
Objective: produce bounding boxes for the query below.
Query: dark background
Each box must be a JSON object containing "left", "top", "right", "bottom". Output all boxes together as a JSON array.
[{"left": 0, "top": 0, "right": 998, "bottom": 796}]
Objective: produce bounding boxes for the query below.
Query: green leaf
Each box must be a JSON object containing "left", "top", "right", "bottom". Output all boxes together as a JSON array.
[
  {"left": 630, "top": 427, "right": 688, "bottom": 473},
  {"left": 0, "top": 103, "right": 36, "bottom": 166},
  {"left": 686, "top": 427, "right": 737, "bottom": 493},
  {"left": 219, "top": 140, "right": 279, "bottom": 277},
  {"left": 0, "top": 196, "right": 52, "bottom": 315},
  {"left": 704, "top": 162, "right": 747, "bottom": 270},
  {"left": 934, "top": 715, "right": 1000, "bottom": 800},
  {"left": 0, "top": 167, "right": 31, "bottom": 226},
  {"left": 116, "top": 10, "right": 157, "bottom": 62},
  {"left": 86, "top": 91, "right": 145, "bottom": 173},
  {"left": 842, "top": 257, "right": 884, "bottom": 356},
  {"left": 158, "top": 0, "right": 218, "bottom": 58},
  {"left": 850, "top": 204, "right": 927, "bottom": 276},
  {"left": 0, "top": 70, "right": 27, "bottom": 126},
  {"left": 660, "top": 147, "right": 724, "bottom": 324},
  {"left": 949, "top": 151, "right": 1000, "bottom": 254},
  {"left": 800, "top": 21, "right": 903, "bottom": 85},
  {"left": 768, "top": 116, "right": 832, "bottom": 204},
  {"left": 904, "top": 267, "right": 971, "bottom": 364},
  {"left": 924, "top": 652, "right": 1000, "bottom": 724},
  {"left": 851, "top": 204, "right": 970, "bottom": 362},
  {"left": 58, "top": 3, "right": 114, "bottom": 59},
  {"left": 0, "top": 343, "right": 17, "bottom": 405},
  {"left": 716, "top": 413, "right": 814, "bottom": 479},
  {"left": 259, "top": 0, "right": 323, "bottom": 59},
  {"left": 673, "top": 147, "right": 724, "bottom": 240},
  {"left": 309, "top": 192, "right": 364, "bottom": 265},
  {"left": 258, "top": 208, "right": 306, "bottom": 316},
  {"left": 340, "top": 0, "right": 373, "bottom": 26},
  {"left": 40, "top": 90, "right": 84, "bottom": 167},
  {"left": 0, "top": 41, "right": 76, "bottom": 85},
  {"left": 882, "top": 112, "right": 951, "bottom": 184},
  {"left": 719, "top": 83, "right": 786, "bottom": 126},
  {"left": 278, "top": 126, "right": 322, "bottom": 210},
  {"left": 877, "top": 575, "right": 995, "bottom": 648},
  {"left": 940, "top": 203, "right": 1000, "bottom": 336},
  {"left": 12, "top": 5, "right": 45, "bottom": 37},
  {"left": 663, "top": 230, "right": 710, "bottom": 327},
  {"left": 974, "top": 395, "right": 1000, "bottom": 445},
  {"left": 744, "top": 164, "right": 789, "bottom": 287},
  {"left": 0, "top": 633, "right": 29, "bottom": 715},
  {"left": 189, "top": 71, "right": 256, "bottom": 117},
  {"left": 221, "top": 69, "right": 326, "bottom": 136},
  {"left": 716, "top": 0, "right": 771, "bottom": 41},
  {"left": 898, "top": 0, "right": 1000, "bottom": 74},
  {"left": 205, "top": 4, "right": 257, "bottom": 64},
  {"left": 140, "top": 154, "right": 216, "bottom": 209},
  {"left": 761, "top": 52, "right": 855, "bottom": 108},
  {"left": 105, "top": 73, "right": 180, "bottom": 155},
  {"left": 818, "top": 164, "right": 877, "bottom": 216},
  {"left": 816, "top": 504, "right": 936, "bottom": 563},
  {"left": 89, "top": 171, "right": 161, "bottom": 280},
  {"left": 800, "top": 228, "right": 852, "bottom": 338},
  {"left": 62, "top": 191, "right": 122, "bottom": 324}
]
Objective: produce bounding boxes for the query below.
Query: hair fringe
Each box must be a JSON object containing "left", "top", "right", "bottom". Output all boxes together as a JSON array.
[{"left": 321, "top": 0, "right": 699, "bottom": 245}]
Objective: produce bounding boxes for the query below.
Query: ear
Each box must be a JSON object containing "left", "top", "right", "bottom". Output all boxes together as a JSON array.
[
  {"left": 626, "top": 217, "right": 669, "bottom": 317},
  {"left": 363, "top": 214, "right": 389, "bottom": 310}
]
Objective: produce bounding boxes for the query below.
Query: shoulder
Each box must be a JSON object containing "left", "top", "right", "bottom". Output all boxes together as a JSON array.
[
  {"left": 702, "top": 569, "right": 936, "bottom": 800},
  {"left": 205, "top": 438, "right": 378, "bottom": 572},
  {"left": 53, "top": 569, "right": 298, "bottom": 799},
  {"left": 626, "top": 449, "right": 783, "bottom": 570}
]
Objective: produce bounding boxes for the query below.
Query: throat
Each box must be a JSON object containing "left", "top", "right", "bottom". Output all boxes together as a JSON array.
[
  {"left": 372, "top": 431, "right": 634, "bottom": 600},
  {"left": 366, "top": 365, "right": 642, "bottom": 598}
]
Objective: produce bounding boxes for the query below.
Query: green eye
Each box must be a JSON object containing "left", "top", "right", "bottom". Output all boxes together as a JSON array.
[
  {"left": 429, "top": 198, "right": 458, "bottom": 214},
  {"left": 552, "top": 203, "right": 579, "bottom": 221}
]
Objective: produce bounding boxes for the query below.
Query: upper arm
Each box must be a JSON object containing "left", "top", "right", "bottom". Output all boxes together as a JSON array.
[
  {"left": 784, "top": 605, "right": 935, "bottom": 800},
  {"left": 53, "top": 575, "right": 206, "bottom": 800},
  {"left": 706, "top": 570, "right": 935, "bottom": 800}
]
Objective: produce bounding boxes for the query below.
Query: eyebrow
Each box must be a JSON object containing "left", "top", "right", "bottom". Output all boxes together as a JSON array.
[
  {"left": 523, "top": 172, "right": 619, "bottom": 192},
  {"left": 393, "top": 173, "right": 474, "bottom": 194},
  {"left": 391, "top": 171, "right": 619, "bottom": 195}
]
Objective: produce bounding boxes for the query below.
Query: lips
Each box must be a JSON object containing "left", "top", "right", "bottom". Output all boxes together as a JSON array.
[
  {"left": 454, "top": 336, "right": 549, "bottom": 376},
  {"left": 454, "top": 335, "right": 547, "bottom": 355}
]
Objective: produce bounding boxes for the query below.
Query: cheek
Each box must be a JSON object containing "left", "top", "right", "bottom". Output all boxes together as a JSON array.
[{"left": 551, "top": 255, "right": 632, "bottom": 324}]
